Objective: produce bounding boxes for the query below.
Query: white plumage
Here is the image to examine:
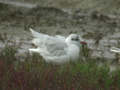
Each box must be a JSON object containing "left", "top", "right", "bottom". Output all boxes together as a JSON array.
[
  {"left": 29, "top": 28, "right": 86, "bottom": 63},
  {"left": 110, "top": 47, "right": 120, "bottom": 53}
]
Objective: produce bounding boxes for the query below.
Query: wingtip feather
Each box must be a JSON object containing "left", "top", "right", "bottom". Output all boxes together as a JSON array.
[
  {"left": 29, "top": 28, "right": 41, "bottom": 38},
  {"left": 29, "top": 28, "right": 34, "bottom": 33}
]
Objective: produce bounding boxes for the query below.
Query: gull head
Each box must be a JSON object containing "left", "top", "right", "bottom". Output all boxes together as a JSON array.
[{"left": 65, "top": 34, "right": 87, "bottom": 47}]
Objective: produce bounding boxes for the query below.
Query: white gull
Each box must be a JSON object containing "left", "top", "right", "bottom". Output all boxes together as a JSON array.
[{"left": 29, "top": 28, "right": 87, "bottom": 63}]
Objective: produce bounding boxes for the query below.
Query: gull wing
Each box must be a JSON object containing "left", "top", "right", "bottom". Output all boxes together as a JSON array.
[
  {"left": 55, "top": 35, "right": 66, "bottom": 41},
  {"left": 29, "top": 28, "right": 68, "bottom": 57}
]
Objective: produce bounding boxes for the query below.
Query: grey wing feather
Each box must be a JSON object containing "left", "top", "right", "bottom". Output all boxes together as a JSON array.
[
  {"left": 55, "top": 35, "right": 66, "bottom": 41},
  {"left": 30, "top": 28, "right": 68, "bottom": 56},
  {"left": 30, "top": 28, "right": 49, "bottom": 38},
  {"left": 46, "top": 41, "right": 67, "bottom": 56}
]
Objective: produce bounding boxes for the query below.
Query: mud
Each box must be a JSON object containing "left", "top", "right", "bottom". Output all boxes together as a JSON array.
[{"left": 0, "top": 1, "right": 120, "bottom": 64}]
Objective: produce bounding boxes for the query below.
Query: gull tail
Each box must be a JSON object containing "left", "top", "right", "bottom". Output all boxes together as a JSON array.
[
  {"left": 110, "top": 47, "right": 120, "bottom": 53},
  {"left": 30, "top": 28, "right": 41, "bottom": 38},
  {"left": 29, "top": 48, "right": 40, "bottom": 53}
]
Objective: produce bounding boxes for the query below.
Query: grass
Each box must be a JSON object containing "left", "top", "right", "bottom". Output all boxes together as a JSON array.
[{"left": 0, "top": 43, "right": 120, "bottom": 90}]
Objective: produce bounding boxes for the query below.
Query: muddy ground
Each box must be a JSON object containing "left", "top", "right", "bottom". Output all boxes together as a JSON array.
[{"left": 0, "top": 0, "right": 120, "bottom": 65}]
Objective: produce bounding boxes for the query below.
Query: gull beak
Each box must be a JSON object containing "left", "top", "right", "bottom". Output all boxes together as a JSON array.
[
  {"left": 79, "top": 35, "right": 87, "bottom": 45},
  {"left": 80, "top": 41, "right": 87, "bottom": 45}
]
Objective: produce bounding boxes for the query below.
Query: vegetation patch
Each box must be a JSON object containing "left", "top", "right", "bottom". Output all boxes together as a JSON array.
[{"left": 0, "top": 43, "right": 120, "bottom": 90}]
